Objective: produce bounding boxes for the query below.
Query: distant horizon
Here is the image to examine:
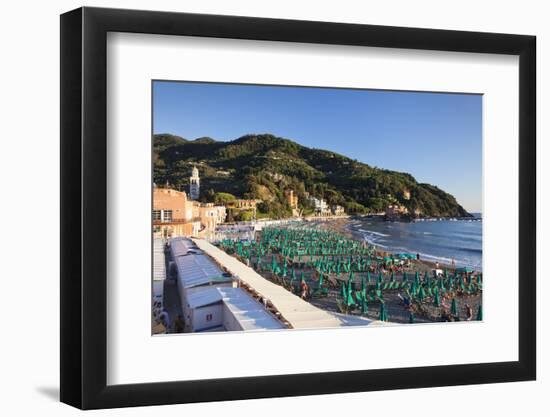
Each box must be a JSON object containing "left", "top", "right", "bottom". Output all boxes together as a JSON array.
[{"left": 153, "top": 81, "right": 482, "bottom": 212}]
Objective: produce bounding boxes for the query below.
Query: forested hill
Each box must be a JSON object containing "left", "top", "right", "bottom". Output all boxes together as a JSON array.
[{"left": 153, "top": 133, "right": 471, "bottom": 219}]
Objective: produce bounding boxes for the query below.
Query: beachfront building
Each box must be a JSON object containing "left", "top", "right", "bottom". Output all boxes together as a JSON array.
[
  {"left": 152, "top": 238, "right": 166, "bottom": 307},
  {"left": 153, "top": 187, "right": 201, "bottom": 238},
  {"left": 385, "top": 204, "right": 409, "bottom": 221},
  {"left": 153, "top": 187, "right": 226, "bottom": 238},
  {"left": 189, "top": 166, "right": 200, "bottom": 200},
  {"left": 198, "top": 204, "right": 227, "bottom": 238},
  {"left": 168, "top": 237, "right": 285, "bottom": 332},
  {"left": 286, "top": 190, "right": 301, "bottom": 217},
  {"left": 308, "top": 196, "right": 332, "bottom": 216},
  {"left": 332, "top": 205, "right": 345, "bottom": 216},
  {"left": 402, "top": 189, "right": 411, "bottom": 200}
]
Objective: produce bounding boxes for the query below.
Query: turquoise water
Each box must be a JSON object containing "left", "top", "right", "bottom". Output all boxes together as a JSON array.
[{"left": 347, "top": 216, "right": 482, "bottom": 271}]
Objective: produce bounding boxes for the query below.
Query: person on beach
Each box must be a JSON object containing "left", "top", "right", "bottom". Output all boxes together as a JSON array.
[
  {"left": 159, "top": 309, "right": 170, "bottom": 332},
  {"left": 465, "top": 304, "right": 473, "bottom": 321},
  {"left": 300, "top": 280, "right": 309, "bottom": 300},
  {"left": 174, "top": 314, "right": 185, "bottom": 333}
]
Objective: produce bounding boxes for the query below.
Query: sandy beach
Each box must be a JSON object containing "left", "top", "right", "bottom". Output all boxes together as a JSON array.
[{"left": 218, "top": 216, "right": 482, "bottom": 325}]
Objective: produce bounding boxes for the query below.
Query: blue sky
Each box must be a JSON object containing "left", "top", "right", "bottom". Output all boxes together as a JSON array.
[{"left": 153, "top": 81, "right": 482, "bottom": 212}]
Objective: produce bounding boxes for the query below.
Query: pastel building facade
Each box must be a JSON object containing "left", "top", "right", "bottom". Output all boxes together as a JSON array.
[{"left": 153, "top": 187, "right": 226, "bottom": 238}]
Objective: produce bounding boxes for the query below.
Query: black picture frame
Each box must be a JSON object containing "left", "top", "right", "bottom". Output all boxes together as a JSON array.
[{"left": 60, "top": 6, "right": 536, "bottom": 410}]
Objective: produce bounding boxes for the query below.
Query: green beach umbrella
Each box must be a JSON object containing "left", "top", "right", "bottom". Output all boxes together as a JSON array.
[
  {"left": 379, "top": 303, "right": 388, "bottom": 322},
  {"left": 409, "top": 311, "right": 415, "bottom": 324},
  {"left": 300, "top": 271, "right": 305, "bottom": 283},
  {"left": 433, "top": 289, "right": 440, "bottom": 307},
  {"left": 418, "top": 285, "right": 426, "bottom": 302},
  {"left": 451, "top": 298, "right": 458, "bottom": 316},
  {"left": 361, "top": 297, "right": 368, "bottom": 315},
  {"left": 476, "top": 305, "right": 483, "bottom": 321},
  {"left": 341, "top": 281, "right": 347, "bottom": 299},
  {"left": 346, "top": 292, "right": 356, "bottom": 307}
]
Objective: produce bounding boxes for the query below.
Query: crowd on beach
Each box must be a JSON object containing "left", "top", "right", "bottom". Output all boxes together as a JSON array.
[{"left": 217, "top": 224, "right": 482, "bottom": 324}]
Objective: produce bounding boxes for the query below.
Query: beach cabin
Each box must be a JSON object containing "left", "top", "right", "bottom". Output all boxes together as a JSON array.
[
  {"left": 184, "top": 286, "right": 285, "bottom": 332},
  {"left": 185, "top": 287, "right": 225, "bottom": 332},
  {"left": 152, "top": 238, "right": 166, "bottom": 307}
]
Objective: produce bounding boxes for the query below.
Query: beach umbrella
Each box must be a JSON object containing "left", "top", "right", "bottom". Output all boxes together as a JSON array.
[
  {"left": 402, "top": 271, "right": 408, "bottom": 282},
  {"left": 433, "top": 289, "right": 440, "bottom": 307},
  {"left": 378, "top": 272, "right": 383, "bottom": 284},
  {"left": 451, "top": 298, "right": 458, "bottom": 316},
  {"left": 341, "top": 282, "right": 347, "bottom": 299},
  {"left": 415, "top": 272, "right": 420, "bottom": 285},
  {"left": 361, "top": 297, "right": 368, "bottom": 315},
  {"left": 318, "top": 273, "right": 324, "bottom": 288},
  {"left": 409, "top": 311, "right": 415, "bottom": 324},
  {"left": 300, "top": 271, "right": 305, "bottom": 283},
  {"left": 379, "top": 303, "right": 388, "bottom": 322},
  {"left": 366, "top": 271, "right": 371, "bottom": 283},
  {"left": 476, "top": 305, "right": 483, "bottom": 321},
  {"left": 346, "top": 287, "right": 356, "bottom": 307},
  {"left": 417, "top": 285, "right": 426, "bottom": 302}
]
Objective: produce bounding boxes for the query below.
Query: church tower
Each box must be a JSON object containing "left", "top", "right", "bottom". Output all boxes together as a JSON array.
[{"left": 189, "top": 166, "right": 200, "bottom": 200}]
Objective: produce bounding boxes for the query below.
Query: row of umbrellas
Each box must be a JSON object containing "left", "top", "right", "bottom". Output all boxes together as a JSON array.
[{"left": 217, "top": 226, "right": 483, "bottom": 323}]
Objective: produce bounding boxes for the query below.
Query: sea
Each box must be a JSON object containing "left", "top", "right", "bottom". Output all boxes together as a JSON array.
[{"left": 347, "top": 213, "right": 483, "bottom": 271}]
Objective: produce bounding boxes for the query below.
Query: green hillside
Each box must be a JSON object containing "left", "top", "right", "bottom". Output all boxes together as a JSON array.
[{"left": 153, "top": 133, "right": 471, "bottom": 219}]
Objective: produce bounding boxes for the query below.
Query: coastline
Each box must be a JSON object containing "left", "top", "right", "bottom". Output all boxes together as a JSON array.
[
  {"left": 218, "top": 218, "right": 482, "bottom": 325},
  {"left": 311, "top": 216, "right": 480, "bottom": 274}
]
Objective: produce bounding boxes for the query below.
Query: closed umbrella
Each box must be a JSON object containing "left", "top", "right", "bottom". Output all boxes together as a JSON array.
[
  {"left": 476, "top": 305, "right": 482, "bottom": 321},
  {"left": 341, "top": 281, "right": 347, "bottom": 299},
  {"left": 418, "top": 285, "right": 426, "bottom": 302},
  {"left": 433, "top": 289, "right": 440, "bottom": 307},
  {"left": 409, "top": 311, "right": 415, "bottom": 324},
  {"left": 346, "top": 288, "right": 356, "bottom": 307},
  {"left": 451, "top": 298, "right": 458, "bottom": 316},
  {"left": 361, "top": 297, "right": 368, "bottom": 315},
  {"left": 379, "top": 303, "right": 388, "bottom": 321}
]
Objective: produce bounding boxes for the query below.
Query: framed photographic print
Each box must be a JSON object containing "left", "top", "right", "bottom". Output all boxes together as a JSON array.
[{"left": 60, "top": 6, "right": 536, "bottom": 410}]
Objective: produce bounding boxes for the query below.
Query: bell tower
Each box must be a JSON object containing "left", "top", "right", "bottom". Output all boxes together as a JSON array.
[{"left": 189, "top": 166, "right": 200, "bottom": 200}]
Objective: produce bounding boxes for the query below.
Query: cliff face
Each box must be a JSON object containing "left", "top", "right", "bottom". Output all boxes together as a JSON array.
[{"left": 153, "top": 133, "right": 471, "bottom": 219}]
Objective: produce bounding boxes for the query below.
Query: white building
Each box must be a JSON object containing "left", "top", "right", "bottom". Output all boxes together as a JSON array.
[
  {"left": 184, "top": 287, "right": 285, "bottom": 332},
  {"left": 189, "top": 166, "right": 200, "bottom": 200},
  {"left": 152, "top": 238, "right": 166, "bottom": 307},
  {"left": 332, "top": 205, "right": 345, "bottom": 216},
  {"left": 309, "top": 196, "right": 331, "bottom": 216}
]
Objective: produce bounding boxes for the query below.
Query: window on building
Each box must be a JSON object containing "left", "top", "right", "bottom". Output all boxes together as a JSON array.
[
  {"left": 206, "top": 313, "right": 213, "bottom": 321},
  {"left": 163, "top": 210, "right": 173, "bottom": 222},
  {"left": 152, "top": 210, "right": 161, "bottom": 221}
]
